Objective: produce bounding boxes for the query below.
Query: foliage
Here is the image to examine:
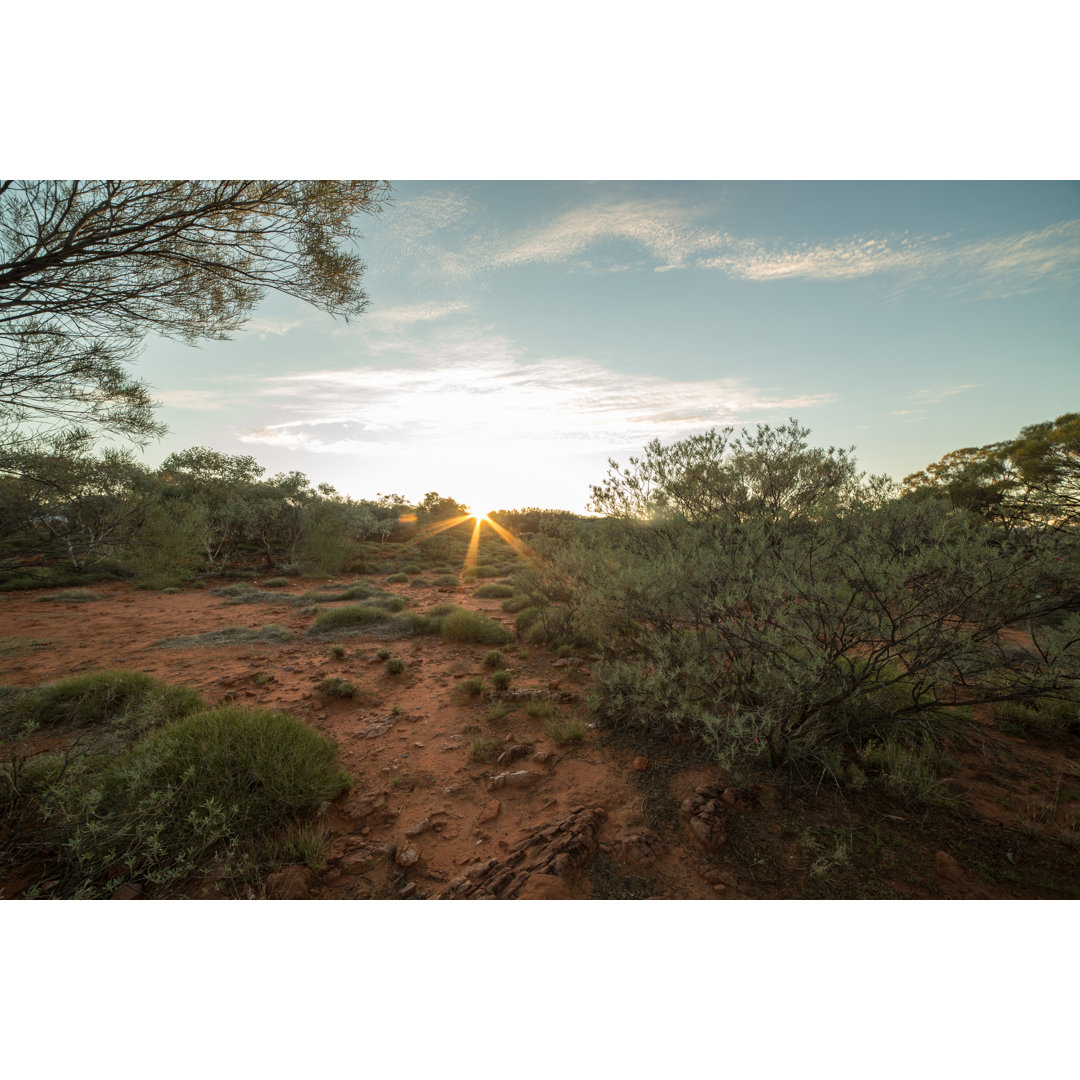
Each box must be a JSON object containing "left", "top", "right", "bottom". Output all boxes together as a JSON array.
[
  {"left": 544, "top": 716, "right": 586, "bottom": 745},
  {"left": 473, "top": 583, "right": 514, "bottom": 598},
  {"left": 385, "top": 658, "right": 405, "bottom": 675},
  {"left": 35, "top": 705, "right": 348, "bottom": 896},
  {"left": 156, "top": 624, "right": 294, "bottom": 647},
  {"left": 307, "top": 604, "right": 390, "bottom": 636},
  {"left": 483, "top": 650, "right": 505, "bottom": 669},
  {"left": 316, "top": 677, "right": 358, "bottom": 699},
  {"left": 0, "top": 180, "right": 389, "bottom": 447},
  {"left": 490, "top": 670, "right": 513, "bottom": 691},
  {"left": 440, "top": 608, "right": 512, "bottom": 646}
]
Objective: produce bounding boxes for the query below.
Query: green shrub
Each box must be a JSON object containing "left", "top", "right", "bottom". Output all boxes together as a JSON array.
[
  {"left": 376, "top": 647, "right": 391, "bottom": 661},
  {"left": 459, "top": 676, "right": 484, "bottom": 697},
  {"left": 385, "top": 658, "right": 406, "bottom": 675},
  {"left": 441, "top": 609, "right": 512, "bottom": 646},
  {"left": 262, "top": 577, "right": 290, "bottom": 588},
  {"left": 403, "top": 563, "right": 424, "bottom": 575},
  {"left": 468, "top": 733, "right": 499, "bottom": 763},
  {"left": 545, "top": 716, "right": 586, "bottom": 745},
  {"left": 501, "top": 594, "right": 533, "bottom": 614},
  {"left": 46, "top": 705, "right": 349, "bottom": 896},
  {"left": 317, "top": 677, "right": 359, "bottom": 699},
  {"left": 386, "top": 572, "right": 409, "bottom": 583},
  {"left": 410, "top": 578, "right": 428, "bottom": 588},
  {"left": 307, "top": 605, "right": 391, "bottom": 636},
  {"left": 524, "top": 698, "right": 557, "bottom": 721},
  {"left": 490, "top": 670, "right": 513, "bottom": 691},
  {"left": 988, "top": 696, "right": 1080, "bottom": 735},
  {"left": 0, "top": 670, "right": 205, "bottom": 741},
  {"left": 486, "top": 702, "right": 511, "bottom": 723},
  {"left": 432, "top": 574, "right": 460, "bottom": 587},
  {"left": 473, "top": 584, "right": 514, "bottom": 599},
  {"left": 330, "top": 645, "right": 346, "bottom": 660},
  {"left": 484, "top": 650, "right": 504, "bottom": 669}
]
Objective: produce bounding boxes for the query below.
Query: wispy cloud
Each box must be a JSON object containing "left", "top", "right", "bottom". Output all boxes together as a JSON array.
[
  {"left": 400, "top": 189, "right": 1080, "bottom": 298},
  {"left": 364, "top": 300, "right": 471, "bottom": 331},
  {"left": 241, "top": 316, "right": 305, "bottom": 339},
  {"left": 238, "top": 335, "right": 835, "bottom": 461},
  {"left": 910, "top": 384, "right": 979, "bottom": 405}
]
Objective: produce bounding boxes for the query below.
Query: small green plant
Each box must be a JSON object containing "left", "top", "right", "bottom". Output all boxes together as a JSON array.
[
  {"left": 157, "top": 624, "right": 295, "bottom": 648},
  {"left": 484, "top": 650, "right": 504, "bottom": 669},
  {"left": 490, "top": 670, "right": 513, "bottom": 691},
  {"left": 441, "top": 609, "right": 512, "bottom": 646},
  {"left": 468, "top": 733, "right": 499, "bottom": 763},
  {"left": 376, "top": 646, "right": 391, "bottom": 660},
  {"left": 432, "top": 574, "right": 460, "bottom": 587},
  {"left": 459, "top": 675, "right": 484, "bottom": 698},
  {"left": 473, "top": 583, "right": 514, "bottom": 599},
  {"left": 501, "top": 594, "right": 534, "bottom": 614},
  {"left": 410, "top": 578, "right": 428, "bottom": 587},
  {"left": 486, "top": 702, "right": 511, "bottom": 723},
  {"left": 316, "top": 677, "right": 359, "bottom": 699},
  {"left": 556, "top": 644, "right": 575, "bottom": 659},
  {"left": 385, "top": 658, "right": 406, "bottom": 675},
  {"left": 386, "top": 572, "right": 409, "bottom": 583},
  {"left": 524, "top": 698, "right": 557, "bottom": 721},
  {"left": 403, "top": 563, "right": 424, "bottom": 575},
  {"left": 253, "top": 672, "right": 273, "bottom": 686},
  {"left": 262, "top": 577, "right": 290, "bottom": 588},
  {"left": 544, "top": 715, "right": 586, "bottom": 745},
  {"left": 307, "top": 605, "right": 390, "bottom": 636},
  {"left": 390, "top": 704, "right": 403, "bottom": 717},
  {"left": 330, "top": 645, "right": 346, "bottom": 659}
]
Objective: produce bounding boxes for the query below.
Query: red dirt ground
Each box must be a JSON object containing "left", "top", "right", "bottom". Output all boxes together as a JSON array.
[{"left": 3, "top": 577, "right": 1079, "bottom": 900}]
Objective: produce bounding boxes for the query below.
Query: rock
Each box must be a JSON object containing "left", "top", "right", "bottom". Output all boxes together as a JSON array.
[
  {"left": 722, "top": 787, "right": 737, "bottom": 804},
  {"left": 631, "top": 756, "right": 648, "bottom": 771},
  {"left": 396, "top": 845, "right": 420, "bottom": 867},
  {"left": 477, "top": 800, "right": 502, "bottom": 824},
  {"left": 611, "top": 828, "right": 665, "bottom": 870},
  {"left": 680, "top": 785, "right": 729, "bottom": 851},
  {"left": 438, "top": 806, "right": 606, "bottom": 899},
  {"left": 496, "top": 744, "right": 531, "bottom": 766},
  {"left": 399, "top": 882, "right": 417, "bottom": 898},
  {"left": 712, "top": 883, "right": 727, "bottom": 894},
  {"left": 551, "top": 658, "right": 570, "bottom": 668},
  {"left": 266, "top": 865, "right": 313, "bottom": 900},
  {"left": 533, "top": 751, "right": 554, "bottom": 765},
  {"left": 518, "top": 873, "right": 572, "bottom": 899},
  {"left": 341, "top": 852, "right": 372, "bottom": 874},
  {"left": 405, "top": 818, "right": 433, "bottom": 837},
  {"left": 488, "top": 770, "right": 544, "bottom": 791},
  {"left": 110, "top": 883, "right": 146, "bottom": 900}
]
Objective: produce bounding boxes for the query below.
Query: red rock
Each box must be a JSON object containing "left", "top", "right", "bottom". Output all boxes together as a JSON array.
[
  {"left": 722, "top": 787, "right": 737, "bottom": 804},
  {"left": 396, "top": 844, "right": 420, "bottom": 867},
  {"left": 631, "top": 756, "right": 648, "bottom": 771},
  {"left": 488, "top": 770, "right": 544, "bottom": 790},
  {"left": 934, "top": 851, "right": 963, "bottom": 883},
  {"left": 478, "top": 800, "right": 502, "bottom": 824}
]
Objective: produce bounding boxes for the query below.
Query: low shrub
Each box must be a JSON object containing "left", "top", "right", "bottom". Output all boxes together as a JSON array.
[
  {"left": 36, "top": 589, "right": 102, "bottom": 603},
  {"left": 262, "top": 577, "right": 290, "bottom": 588},
  {"left": 474, "top": 565, "right": 502, "bottom": 578},
  {"left": 376, "top": 647, "right": 391, "bottom": 660},
  {"left": 501, "top": 594, "right": 533, "bottom": 614},
  {"left": 45, "top": 705, "right": 350, "bottom": 896},
  {"left": 385, "top": 658, "right": 406, "bottom": 675},
  {"left": 441, "top": 609, "right": 512, "bottom": 646},
  {"left": 317, "top": 677, "right": 358, "bottom": 699},
  {"left": 432, "top": 574, "right": 460, "bottom": 587},
  {"left": 307, "top": 605, "right": 390, "bottom": 636},
  {"left": 458, "top": 676, "right": 484, "bottom": 697},
  {"left": 330, "top": 645, "right": 346, "bottom": 659},
  {"left": 473, "top": 584, "right": 514, "bottom": 599},
  {"left": 490, "top": 670, "right": 513, "bottom": 691},
  {"left": 545, "top": 715, "right": 586, "bottom": 746},
  {"left": 483, "top": 650, "right": 504, "bottom": 669},
  {"left": 386, "top": 572, "right": 409, "bottom": 583},
  {"left": 157, "top": 624, "right": 294, "bottom": 648}
]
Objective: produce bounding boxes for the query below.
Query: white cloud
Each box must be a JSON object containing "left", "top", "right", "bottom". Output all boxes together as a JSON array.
[
  {"left": 241, "top": 316, "right": 305, "bottom": 339},
  {"left": 238, "top": 335, "right": 835, "bottom": 467}
]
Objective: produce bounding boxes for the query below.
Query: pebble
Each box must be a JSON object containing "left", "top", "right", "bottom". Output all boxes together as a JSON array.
[{"left": 631, "top": 756, "right": 648, "bottom": 771}]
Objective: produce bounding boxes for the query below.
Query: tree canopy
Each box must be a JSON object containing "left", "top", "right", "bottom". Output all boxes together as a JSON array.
[{"left": 0, "top": 180, "right": 390, "bottom": 446}]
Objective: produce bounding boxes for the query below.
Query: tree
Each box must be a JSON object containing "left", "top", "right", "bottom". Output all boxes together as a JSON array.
[
  {"left": 0, "top": 180, "right": 390, "bottom": 445},
  {"left": 588, "top": 419, "right": 862, "bottom": 525}
]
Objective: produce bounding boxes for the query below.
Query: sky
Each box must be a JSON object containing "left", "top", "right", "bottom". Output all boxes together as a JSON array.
[{"left": 134, "top": 181, "right": 1080, "bottom": 514}]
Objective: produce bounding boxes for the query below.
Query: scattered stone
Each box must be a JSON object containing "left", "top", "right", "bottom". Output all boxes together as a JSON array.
[
  {"left": 712, "top": 883, "right": 727, "bottom": 894},
  {"left": 396, "top": 845, "right": 420, "bottom": 867},
  {"left": 266, "top": 865, "right": 313, "bottom": 900},
  {"left": 405, "top": 818, "right": 433, "bottom": 837},
  {"left": 631, "top": 756, "right": 648, "bottom": 771},
  {"left": 477, "top": 800, "right": 501, "bottom": 824},
  {"left": 722, "top": 787, "right": 737, "bottom": 805},
  {"left": 439, "top": 806, "right": 606, "bottom": 899},
  {"left": 110, "top": 883, "right": 146, "bottom": 900},
  {"left": 488, "top": 770, "right": 544, "bottom": 791},
  {"left": 551, "top": 658, "right": 569, "bottom": 668},
  {"left": 496, "top": 744, "right": 531, "bottom": 766},
  {"left": 399, "top": 882, "right": 417, "bottom": 898},
  {"left": 340, "top": 853, "right": 371, "bottom": 874},
  {"left": 533, "top": 751, "right": 554, "bottom": 765}
]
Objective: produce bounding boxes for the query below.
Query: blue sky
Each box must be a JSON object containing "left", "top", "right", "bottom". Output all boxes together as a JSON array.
[{"left": 136, "top": 181, "right": 1080, "bottom": 513}]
